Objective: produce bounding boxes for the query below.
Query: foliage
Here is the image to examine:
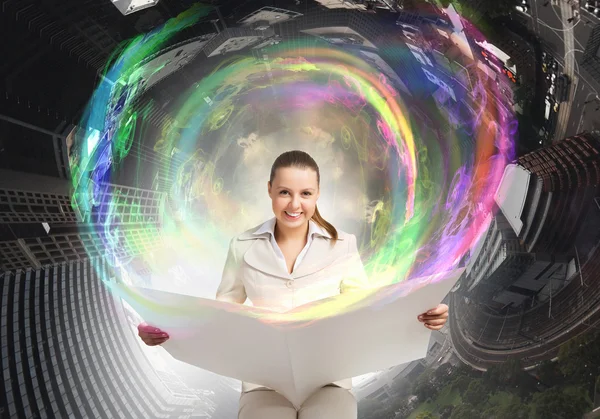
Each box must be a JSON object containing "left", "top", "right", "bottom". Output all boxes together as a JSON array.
[
  {"left": 483, "top": 358, "right": 523, "bottom": 390},
  {"left": 413, "top": 369, "right": 438, "bottom": 402},
  {"left": 404, "top": 332, "right": 600, "bottom": 418},
  {"left": 415, "top": 411, "right": 437, "bottom": 419},
  {"left": 449, "top": 403, "right": 479, "bottom": 419},
  {"left": 453, "top": 362, "right": 479, "bottom": 379},
  {"left": 462, "top": 379, "right": 488, "bottom": 407},
  {"left": 483, "top": 400, "right": 530, "bottom": 419},
  {"left": 439, "top": 404, "right": 454, "bottom": 419},
  {"left": 558, "top": 332, "right": 600, "bottom": 388},
  {"left": 433, "top": 363, "right": 455, "bottom": 388},
  {"left": 406, "top": 387, "right": 460, "bottom": 419},
  {"left": 358, "top": 397, "right": 392, "bottom": 419},
  {"left": 535, "top": 360, "right": 561, "bottom": 387},
  {"left": 528, "top": 386, "right": 591, "bottom": 419},
  {"left": 391, "top": 396, "right": 414, "bottom": 418},
  {"left": 358, "top": 393, "right": 415, "bottom": 419},
  {"left": 450, "top": 374, "right": 470, "bottom": 393},
  {"left": 462, "top": 0, "right": 520, "bottom": 20}
]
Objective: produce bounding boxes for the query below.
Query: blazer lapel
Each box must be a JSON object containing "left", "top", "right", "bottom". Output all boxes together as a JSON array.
[
  {"left": 241, "top": 236, "right": 290, "bottom": 280},
  {"left": 238, "top": 225, "right": 347, "bottom": 280},
  {"left": 292, "top": 235, "right": 345, "bottom": 279}
]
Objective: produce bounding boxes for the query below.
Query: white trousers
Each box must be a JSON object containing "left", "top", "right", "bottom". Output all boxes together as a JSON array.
[{"left": 238, "top": 386, "right": 358, "bottom": 419}]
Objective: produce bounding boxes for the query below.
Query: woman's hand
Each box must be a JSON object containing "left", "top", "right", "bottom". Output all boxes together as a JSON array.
[
  {"left": 137, "top": 322, "right": 170, "bottom": 346},
  {"left": 417, "top": 304, "right": 449, "bottom": 330}
]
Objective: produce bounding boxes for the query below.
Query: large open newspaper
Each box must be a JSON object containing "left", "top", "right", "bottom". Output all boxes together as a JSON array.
[{"left": 114, "top": 268, "right": 463, "bottom": 408}]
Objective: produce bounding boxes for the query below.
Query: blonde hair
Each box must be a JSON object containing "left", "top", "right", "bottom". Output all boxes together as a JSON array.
[{"left": 269, "top": 150, "right": 338, "bottom": 242}]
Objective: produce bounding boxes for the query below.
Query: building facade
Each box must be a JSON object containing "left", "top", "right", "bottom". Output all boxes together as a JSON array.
[
  {"left": 509, "top": 132, "right": 600, "bottom": 255},
  {"left": 450, "top": 132, "right": 600, "bottom": 369},
  {"left": 582, "top": 24, "right": 600, "bottom": 85},
  {"left": 0, "top": 258, "right": 213, "bottom": 419},
  {"left": 0, "top": 169, "right": 166, "bottom": 272}
]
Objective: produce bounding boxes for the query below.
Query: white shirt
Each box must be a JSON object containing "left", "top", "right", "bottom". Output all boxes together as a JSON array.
[{"left": 252, "top": 217, "right": 331, "bottom": 276}]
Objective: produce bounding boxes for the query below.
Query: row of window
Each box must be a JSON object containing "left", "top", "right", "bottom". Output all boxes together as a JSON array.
[{"left": 2, "top": 259, "right": 215, "bottom": 418}]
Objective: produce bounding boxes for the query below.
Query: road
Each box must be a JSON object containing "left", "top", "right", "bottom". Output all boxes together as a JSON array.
[{"left": 526, "top": 0, "right": 600, "bottom": 138}]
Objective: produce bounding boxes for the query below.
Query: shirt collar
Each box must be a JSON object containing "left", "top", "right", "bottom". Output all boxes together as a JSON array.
[{"left": 253, "top": 217, "right": 331, "bottom": 239}]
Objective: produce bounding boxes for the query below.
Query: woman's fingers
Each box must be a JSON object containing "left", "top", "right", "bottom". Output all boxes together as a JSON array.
[
  {"left": 143, "top": 337, "right": 170, "bottom": 346},
  {"left": 138, "top": 323, "right": 165, "bottom": 334},
  {"left": 138, "top": 329, "right": 169, "bottom": 338},
  {"left": 423, "top": 304, "right": 449, "bottom": 316},
  {"left": 417, "top": 307, "right": 448, "bottom": 329},
  {"left": 137, "top": 324, "right": 168, "bottom": 339},
  {"left": 139, "top": 332, "right": 169, "bottom": 342},
  {"left": 422, "top": 318, "right": 447, "bottom": 326},
  {"left": 417, "top": 311, "right": 449, "bottom": 322},
  {"left": 424, "top": 323, "right": 444, "bottom": 331},
  {"left": 417, "top": 304, "right": 449, "bottom": 326},
  {"left": 137, "top": 323, "right": 169, "bottom": 346}
]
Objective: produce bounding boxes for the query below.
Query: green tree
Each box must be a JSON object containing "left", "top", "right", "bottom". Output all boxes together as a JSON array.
[
  {"left": 466, "top": 0, "right": 520, "bottom": 19},
  {"left": 440, "top": 404, "right": 454, "bottom": 419},
  {"left": 557, "top": 332, "right": 600, "bottom": 388},
  {"left": 483, "top": 358, "right": 523, "bottom": 390},
  {"left": 450, "top": 374, "right": 470, "bottom": 393},
  {"left": 454, "top": 362, "right": 480, "bottom": 379},
  {"left": 449, "top": 403, "right": 479, "bottom": 419},
  {"left": 483, "top": 400, "right": 530, "bottom": 419},
  {"left": 529, "top": 387, "right": 591, "bottom": 419},
  {"left": 434, "top": 363, "right": 455, "bottom": 388},
  {"left": 462, "top": 379, "right": 488, "bottom": 407},
  {"left": 442, "top": 0, "right": 519, "bottom": 26},
  {"left": 413, "top": 369, "right": 439, "bottom": 402},
  {"left": 414, "top": 380, "right": 437, "bottom": 402},
  {"left": 416, "top": 411, "right": 436, "bottom": 419},
  {"left": 535, "top": 360, "right": 561, "bottom": 387},
  {"left": 390, "top": 396, "right": 412, "bottom": 418},
  {"left": 483, "top": 364, "right": 502, "bottom": 389}
]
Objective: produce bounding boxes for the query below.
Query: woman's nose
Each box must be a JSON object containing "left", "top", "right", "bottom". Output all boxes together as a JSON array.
[{"left": 290, "top": 195, "right": 300, "bottom": 208}]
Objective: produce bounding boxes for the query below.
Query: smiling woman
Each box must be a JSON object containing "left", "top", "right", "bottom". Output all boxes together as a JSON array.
[
  {"left": 267, "top": 150, "right": 338, "bottom": 246},
  {"left": 138, "top": 149, "right": 450, "bottom": 419}
]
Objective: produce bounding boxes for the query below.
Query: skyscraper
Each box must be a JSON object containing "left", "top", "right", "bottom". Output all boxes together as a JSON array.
[
  {"left": 1, "top": 257, "right": 214, "bottom": 419},
  {"left": 449, "top": 132, "right": 600, "bottom": 368},
  {"left": 0, "top": 168, "right": 166, "bottom": 272},
  {"left": 496, "top": 131, "right": 600, "bottom": 255}
]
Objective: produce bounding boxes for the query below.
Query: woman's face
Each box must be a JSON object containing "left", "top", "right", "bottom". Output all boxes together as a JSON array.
[{"left": 268, "top": 167, "right": 320, "bottom": 229}]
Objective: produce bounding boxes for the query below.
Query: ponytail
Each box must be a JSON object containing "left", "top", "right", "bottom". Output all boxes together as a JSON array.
[{"left": 311, "top": 205, "right": 338, "bottom": 242}]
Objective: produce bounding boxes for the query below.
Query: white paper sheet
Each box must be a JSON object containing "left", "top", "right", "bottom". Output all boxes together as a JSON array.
[{"left": 115, "top": 268, "right": 463, "bottom": 408}]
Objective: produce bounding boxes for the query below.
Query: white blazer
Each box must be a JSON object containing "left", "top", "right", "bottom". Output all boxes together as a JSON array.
[{"left": 215, "top": 220, "right": 369, "bottom": 393}]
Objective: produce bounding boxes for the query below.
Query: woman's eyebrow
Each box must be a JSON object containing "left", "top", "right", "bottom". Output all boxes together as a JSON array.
[{"left": 276, "top": 186, "right": 315, "bottom": 191}]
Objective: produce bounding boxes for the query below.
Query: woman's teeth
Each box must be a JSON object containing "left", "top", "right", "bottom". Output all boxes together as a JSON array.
[{"left": 285, "top": 211, "right": 301, "bottom": 218}]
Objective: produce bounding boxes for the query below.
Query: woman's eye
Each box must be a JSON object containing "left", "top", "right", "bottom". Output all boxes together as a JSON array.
[
  {"left": 303, "top": 192, "right": 312, "bottom": 196},
  {"left": 280, "top": 191, "right": 289, "bottom": 195}
]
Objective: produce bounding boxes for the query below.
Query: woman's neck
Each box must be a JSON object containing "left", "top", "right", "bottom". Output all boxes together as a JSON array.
[{"left": 274, "top": 221, "right": 309, "bottom": 244}]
